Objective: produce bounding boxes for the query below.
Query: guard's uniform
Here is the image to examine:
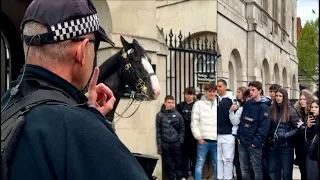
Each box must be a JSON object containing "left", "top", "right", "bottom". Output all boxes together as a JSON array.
[{"left": 3, "top": 65, "right": 148, "bottom": 180}]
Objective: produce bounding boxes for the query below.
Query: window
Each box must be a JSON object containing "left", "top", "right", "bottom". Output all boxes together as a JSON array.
[
  {"left": 281, "top": 0, "right": 286, "bottom": 28},
  {"left": 196, "top": 55, "right": 215, "bottom": 73},
  {"left": 195, "top": 55, "right": 216, "bottom": 93},
  {"left": 292, "top": 17, "right": 295, "bottom": 43},
  {"left": 263, "top": 0, "right": 268, "bottom": 11},
  {"left": 273, "top": 0, "right": 278, "bottom": 22}
]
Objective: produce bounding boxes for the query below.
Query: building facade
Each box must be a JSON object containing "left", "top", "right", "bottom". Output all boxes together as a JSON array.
[
  {"left": 158, "top": 0, "right": 299, "bottom": 99},
  {"left": 217, "top": 0, "right": 299, "bottom": 98}
]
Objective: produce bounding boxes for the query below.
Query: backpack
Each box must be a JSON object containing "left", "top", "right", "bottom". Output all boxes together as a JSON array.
[{"left": 1, "top": 85, "right": 78, "bottom": 180}]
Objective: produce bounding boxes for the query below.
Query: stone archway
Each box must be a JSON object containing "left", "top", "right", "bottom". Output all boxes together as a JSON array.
[
  {"left": 274, "top": 63, "right": 280, "bottom": 84},
  {"left": 262, "top": 59, "right": 270, "bottom": 93},
  {"left": 292, "top": 74, "right": 297, "bottom": 99},
  {"left": 228, "top": 49, "right": 243, "bottom": 92},
  {"left": 92, "top": 0, "right": 112, "bottom": 34},
  {"left": 282, "top": 68, "right": 290, "bottom": 97},
  {"left": 228, "top": 61, "right": 235, "bottom": 91},
  {"left": 92, "top": 0, "right": 113, "bottom": 66},
  {"left": 180, "top": 31, "right": 218, "bottom": 94}
]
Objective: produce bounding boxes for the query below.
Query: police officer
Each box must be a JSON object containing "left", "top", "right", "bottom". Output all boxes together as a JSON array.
[{"left": 1, "top": 0, "right": 149, "bottom": 179}]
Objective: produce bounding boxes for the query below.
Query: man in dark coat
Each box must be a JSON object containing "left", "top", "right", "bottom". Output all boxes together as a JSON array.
[
  {"left": 176, "top": 87, "right": 197, "bottom": 179},
  {"left": 1, "top": 0, "right": 149, "bottom": 179},
  {"left": 236, "top": 81, "right": 271, "bottom": 180}
]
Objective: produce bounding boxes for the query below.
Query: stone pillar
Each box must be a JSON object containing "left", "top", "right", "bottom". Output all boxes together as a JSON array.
[{"left": 284, "top": 86, "right": 291, "bottom": 98}]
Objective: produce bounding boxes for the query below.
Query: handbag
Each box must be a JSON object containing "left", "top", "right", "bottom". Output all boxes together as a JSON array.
[{"left": 266, "top": 118, "right": 282, "bottom": 150}]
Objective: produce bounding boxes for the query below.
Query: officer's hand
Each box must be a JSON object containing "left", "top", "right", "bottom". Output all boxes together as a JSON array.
[{"left": 85, "top": 67, "right": 116, "bottom": 116}]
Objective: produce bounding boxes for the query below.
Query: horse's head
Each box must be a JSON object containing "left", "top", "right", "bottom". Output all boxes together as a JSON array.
[{"left": 118, "top": 36, "right": 160, "bottom": 100}]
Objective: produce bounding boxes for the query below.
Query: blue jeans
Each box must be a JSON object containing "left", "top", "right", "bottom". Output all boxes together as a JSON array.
[
  {"left": 194, "top": 140, "right": 217, "bottom": 180},
  {"left": 267, "top": 145, "right": 294, "bottom": 180},
  {"left": 238, "top": 143, "right": 263, "bottom": 180}
]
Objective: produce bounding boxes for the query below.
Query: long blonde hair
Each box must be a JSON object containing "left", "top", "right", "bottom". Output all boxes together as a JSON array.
[
  {"left": 237, "top": 86, "right": 247, "bottom": 101},
  {"left": 294, "top": 89, "right": 316, "bottom": 114}
]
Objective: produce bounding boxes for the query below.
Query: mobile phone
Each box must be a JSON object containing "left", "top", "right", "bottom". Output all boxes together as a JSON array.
[
  {"left": 233, "top": 99, "right": 237, "bottom": 105},
  {"left": 309, "top": 112, "right": 315, "bottom": 120}
]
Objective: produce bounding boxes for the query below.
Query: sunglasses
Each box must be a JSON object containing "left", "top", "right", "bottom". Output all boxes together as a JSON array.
[{"left": 71, "top": 37, "right": 100, "bottom": 52}]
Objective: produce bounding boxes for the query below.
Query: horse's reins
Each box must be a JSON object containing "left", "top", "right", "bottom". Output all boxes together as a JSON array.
[{"left": 111, "top": 48, "right": 155, "bottom": 124}]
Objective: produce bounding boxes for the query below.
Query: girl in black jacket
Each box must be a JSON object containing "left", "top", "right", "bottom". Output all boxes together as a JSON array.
[
  {"left": 266, "top": 88, "right": 300, "bottom": 180},
  {"left": 293, "top": 89, "right": 315, "bottom": 180},
  {"left": 304, "top": 99, "right": 319, "bottom": 180}
]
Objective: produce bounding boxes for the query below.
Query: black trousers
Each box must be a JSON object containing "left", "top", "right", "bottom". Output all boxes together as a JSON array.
[
  {"left": 181, "top": 139, "right": 197, "bottom": 178},
  {"left": 267, "top": 145, "right": 294, "bottom": 180},
  {"left": 162, "top": 141, "right": 182, "bottom": 180},
  {"left": 295, "top": 144, "right": 308, "bottom": 180}
]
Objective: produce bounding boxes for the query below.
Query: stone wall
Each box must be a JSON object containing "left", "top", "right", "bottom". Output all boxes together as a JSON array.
[
  {"left": 157, "top": 0, "right": 217, "bottom": 37},
  {"left": 217, "top": 0, "right": 299, "bottom": 98}
]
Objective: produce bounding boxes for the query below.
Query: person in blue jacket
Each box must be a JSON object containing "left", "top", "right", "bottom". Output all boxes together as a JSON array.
[{"left": 236, "top": 81, "right": 271, "bottom": 180}]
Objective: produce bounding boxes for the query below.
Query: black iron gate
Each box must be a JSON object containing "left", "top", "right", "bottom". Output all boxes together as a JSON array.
[{"left": 165, "top": 29, "right": 219, "bottom": 103}]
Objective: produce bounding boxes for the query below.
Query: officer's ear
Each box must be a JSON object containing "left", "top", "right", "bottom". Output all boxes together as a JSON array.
[{"left": 75, "top": 39, "right": 89, "bottom": 66}]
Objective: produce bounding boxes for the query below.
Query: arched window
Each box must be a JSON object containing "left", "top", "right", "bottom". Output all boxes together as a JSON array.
[
  {"left": 196, "top": 54, "right": 215, "bottom": 73},
  {"left": 195, "top": 54, "right": 216, "bottom": 93}
]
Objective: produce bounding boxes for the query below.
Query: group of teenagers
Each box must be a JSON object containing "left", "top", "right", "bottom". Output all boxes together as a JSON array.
[{"left": 156, "top": 80, "right": 319, "bottom": 180}]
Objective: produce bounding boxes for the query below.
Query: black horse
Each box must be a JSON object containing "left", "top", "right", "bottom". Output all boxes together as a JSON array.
[{"left": 97, "top": 36, "right": 160, "bottom": 123}]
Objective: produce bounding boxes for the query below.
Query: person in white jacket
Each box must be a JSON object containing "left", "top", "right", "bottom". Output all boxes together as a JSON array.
[{"left": 191, "top": 81, "right": 218, "bottom": 180}]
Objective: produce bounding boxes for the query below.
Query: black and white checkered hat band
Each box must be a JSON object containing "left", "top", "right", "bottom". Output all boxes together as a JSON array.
[{"left": 50, "top": 14, "right": 99, "bottom": 42}]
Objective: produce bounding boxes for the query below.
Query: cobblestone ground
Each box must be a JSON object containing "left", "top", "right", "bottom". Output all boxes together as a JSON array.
[{"left": 185, "top": 166, "right": 301, "bottom": 180}]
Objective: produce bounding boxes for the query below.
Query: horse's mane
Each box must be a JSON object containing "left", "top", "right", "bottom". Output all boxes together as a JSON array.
[
  {"left": 98, "top": 50, "right": 122, "bottom": 83},
  {"left": 133, "top": 41, "right": 151, "bottom": 61}
]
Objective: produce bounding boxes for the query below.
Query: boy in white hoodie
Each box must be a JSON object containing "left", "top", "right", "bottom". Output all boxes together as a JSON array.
[{"left": 191, "top": 81, "right": 218, "bottom": 180}]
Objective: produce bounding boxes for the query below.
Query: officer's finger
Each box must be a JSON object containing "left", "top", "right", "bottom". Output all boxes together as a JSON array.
[
  {"left": 89, "top": 67, "right": 100, "bottom": 91},
  {"left": 100, "top": 93, "right": 107, "bottom": 105},
  {"left": 98, "top": 96, "right": 115, "bottom": 116},
  {"left": 96, "top": 83, "right": 114, "bottom": 99},
  {"left": 105, "top": 96, "right": 116, "bottom": 110}
]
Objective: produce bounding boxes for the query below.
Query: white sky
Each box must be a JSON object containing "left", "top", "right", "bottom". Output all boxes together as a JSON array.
[{"left": 297, "top": 0, "right": 319, "bottom": 27}]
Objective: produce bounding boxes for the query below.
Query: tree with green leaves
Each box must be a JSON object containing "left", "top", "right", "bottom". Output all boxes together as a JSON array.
[{"left": 297, "top": 18, "right": 319, "bottom": 82}]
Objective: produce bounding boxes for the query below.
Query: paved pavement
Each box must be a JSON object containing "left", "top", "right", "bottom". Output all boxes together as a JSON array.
[{"left": 186, "top": 166, "right": 301, "bottom": 180}]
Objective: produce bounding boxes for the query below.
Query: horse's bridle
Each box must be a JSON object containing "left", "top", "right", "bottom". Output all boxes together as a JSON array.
[
  {"left": 109, "top": 48, "right": 155, "bottom": 124},
  {"left": 121, "top": 48, "right": 155, "bottom": 99}
]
